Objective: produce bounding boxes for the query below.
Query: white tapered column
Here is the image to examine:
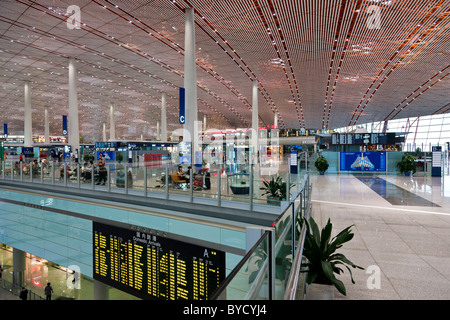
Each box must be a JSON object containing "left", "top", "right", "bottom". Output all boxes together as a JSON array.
[
  {"left": 184, "top": 8, "right": 198, "bottom": 164},
  {"left": 272, "top": 111, "right": 279, "bottom": 139},
  {"left": 161, "top": 92, "right": 167, "bottom": 141},
  {"left": 157, "top": 121, "right": 160, "bottom": 140},
  {"left": 24, "top": 81, "right": 32, "bottom": 147},
  {"left": 68, "top": 58, "right": 80, "bottom": 151},
  {"left": 44, "top": 107, "right": 50, "bottom": 143},
  {"left": 109, "top": 104, "right": 115, "bottom": 141},
  {"left": 271, "top": 112, "right": 279, "bottom": 165},
  {"left": 252, "top": 79, "right": 259, "bottom": 163},
  {"left": 102, "top": 123, "right": 106, "bottom": 141}
]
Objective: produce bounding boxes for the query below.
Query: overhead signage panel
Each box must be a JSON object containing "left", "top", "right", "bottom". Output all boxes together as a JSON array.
[
  {"left": 179, "top": 87, "right": 185, "bottom": 125},
  {"left": 62, "top": 115, "right": 68, "bottom": 135}
]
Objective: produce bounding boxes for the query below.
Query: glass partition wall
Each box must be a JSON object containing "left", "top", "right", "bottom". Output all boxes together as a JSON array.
[
  {"left": 210, "top": 175, "right": 312, "bottom": 300},
  {"left": 0, "top": 160, "right": 308, "bottom": 210},
  {"left": 0, "top": 158, "right": 313, "bottom": 300}
]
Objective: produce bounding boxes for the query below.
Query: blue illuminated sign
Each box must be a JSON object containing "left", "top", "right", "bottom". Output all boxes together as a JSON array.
[
  {"left": 179, "top": 87, "right": 185, "bottom": 124},
  {"left": 340, "top": 152, "right": 386, "bottom": 171},
  {"left": 62, "top": 115, "right": 68, "bottom": 135}
]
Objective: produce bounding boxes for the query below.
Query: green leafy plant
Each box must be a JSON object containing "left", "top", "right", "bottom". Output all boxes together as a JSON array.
[
  {"left": 260, "top": 176, "right": 294, "bottom": 200},
  {"left": 279, "top": 180, "right": 295, "bottom": 201},
  {"left": 397, "top": 153, "right": 416, "bottom": 175},
  {"left": 314, "top": 156, "right": 329, "bottom": 173},
  {"left": 299, "top": 216, "right": 363, "bottom": 296},
  {"left": 260, "top": 176, "right": 283, "bottom": 198}
]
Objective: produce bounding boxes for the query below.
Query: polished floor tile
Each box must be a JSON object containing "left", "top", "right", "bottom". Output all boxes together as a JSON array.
[
  {"left": 310, "top": 174, "right": 450, "bottom": 300},
  {"left": 356, "top": 176, "right": 440, "bottom": 207}
]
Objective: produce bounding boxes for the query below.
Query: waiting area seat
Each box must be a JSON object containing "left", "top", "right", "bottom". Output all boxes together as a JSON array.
[{"left": 169, "top": 172, "right": 188, "bottom": 188}]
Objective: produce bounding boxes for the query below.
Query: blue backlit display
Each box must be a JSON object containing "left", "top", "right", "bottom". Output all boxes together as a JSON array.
[{"left": 340, "top": 152, "right": 386, "bottom": 171}]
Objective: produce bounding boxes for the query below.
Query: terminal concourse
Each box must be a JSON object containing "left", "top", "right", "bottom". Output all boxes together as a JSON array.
[{"left": 0, "top": 0, "right": 449, "bottom": 301}]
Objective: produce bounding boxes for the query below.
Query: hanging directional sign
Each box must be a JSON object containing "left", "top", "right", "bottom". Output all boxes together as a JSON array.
[
  {"left": 179, "top": 87, "right": 185, "bottom": 124},
  {"left": 62, "top": 115, "right": 68, "bottom": 135}
]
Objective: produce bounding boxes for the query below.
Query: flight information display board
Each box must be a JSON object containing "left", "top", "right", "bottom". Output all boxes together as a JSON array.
[
  {"left": 331, "top": 133, "right": 395, "bottom": 145},
  {"left": 93, "top": 222, "right": 225, "bottom": 300},
  {"left": 340, "top": 152, "right": 386, "bottom": 171}
]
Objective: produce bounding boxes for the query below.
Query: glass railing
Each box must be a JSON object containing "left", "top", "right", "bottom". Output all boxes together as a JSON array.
[
  {"left": 0, "top": 159, "right": 312, "bottom": 300},
  {"left": 1, "top": 278, "right": 45, "bottom": 300},
  {"left": 210, "top": 175, "right": 312, "bottom": 300},
  {"left": 0, "top": 160, "right": 307, "bottom": 213}
]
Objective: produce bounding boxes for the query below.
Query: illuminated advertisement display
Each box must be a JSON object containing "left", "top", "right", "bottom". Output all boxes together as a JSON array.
[
  {"left": 340, "top": 152, "right": 386, "bottom": 171},
  {"left": 93, "top": 222, "right": 225, "bottom": 300}
]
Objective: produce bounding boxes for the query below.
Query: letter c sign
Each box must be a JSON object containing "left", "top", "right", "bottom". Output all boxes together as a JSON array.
[{"left": 179, "top": 87, "right": 185, "bottom": 124}]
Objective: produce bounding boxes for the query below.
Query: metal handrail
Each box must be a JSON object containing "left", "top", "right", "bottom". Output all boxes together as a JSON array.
[
  {"left": 1, "top": 278, "right": 45, "bottom": 300},
  {"left": 245, "top": 217, "right": 293, "bottom": 300},
  {"left": 244, "top": 257, "right": 269, "bottom": 300},
  {"left": 210, "top": 175, "right": 312, "bottom": 300},
  {"left": 283, "top": 178, "right": 312, "bottom": 300},
  {"left": 244, "top": 183, "right": 306, "bottom": 299},
  {"left": 283, "top": 224, "right": 307, "bottom": 300},
  {"left": 209, "top": 229, "right": 271, "bottom": 300}
]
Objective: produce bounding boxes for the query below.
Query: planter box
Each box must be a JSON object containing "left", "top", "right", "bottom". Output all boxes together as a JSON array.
[
  {"left": 230, "top": 184, "right": 249, "bottom": 195},
  {"left": 116, "top": 171, "right": 133, "bottom": 188},
  {"left": 267, "top": 196, "right": 281, "bottom": 206},
  {"left": 305, "top": 283, "right": 335, "bottom": 300}
]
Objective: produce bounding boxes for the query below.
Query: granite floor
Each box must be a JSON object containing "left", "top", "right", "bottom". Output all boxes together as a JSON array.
[{"left": 310, "top": 173, "right": 450, "bottom": 300}]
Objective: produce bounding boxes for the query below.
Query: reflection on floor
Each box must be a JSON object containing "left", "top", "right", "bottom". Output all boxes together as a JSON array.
[
  {"left": 355, "top": 176, "right": 440, "bottom": 207},
  {"left": 311, "top": 174, "right": 450, "bottom": 300}
]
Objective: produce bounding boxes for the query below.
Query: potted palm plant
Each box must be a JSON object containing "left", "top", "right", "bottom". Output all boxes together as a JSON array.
[
  {"left": 298, "top": 216, "right": 363, "bottom": 299},
  {"left": 260, "top": 176, "right": 283, "bottom": 205},
  {"left": 314, "top": 156, "right": 329, "bottom": 175},
  {"left": 397, "top": 153, "right": 416, "bottom": 176}
]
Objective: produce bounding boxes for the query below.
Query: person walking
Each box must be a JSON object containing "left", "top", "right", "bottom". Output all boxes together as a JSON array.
[
  {"left": 20, "top": 287, "right": 28, "bottom": 300},
  {"left": 44, "top": 282, "right": 53, "bottom": 300},
  {"left": 96, "top": 153, "right": 107, "bottom": 185}
]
